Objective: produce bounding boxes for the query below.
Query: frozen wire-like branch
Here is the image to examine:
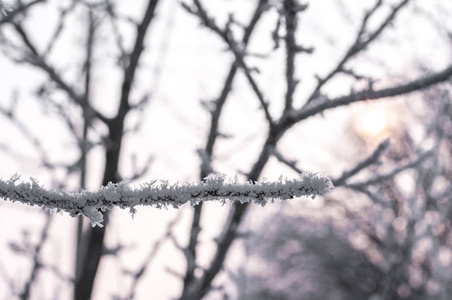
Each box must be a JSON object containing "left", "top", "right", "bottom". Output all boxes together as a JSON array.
[{"left": 0, "top": 173, "right": 332, "bottom": 227}]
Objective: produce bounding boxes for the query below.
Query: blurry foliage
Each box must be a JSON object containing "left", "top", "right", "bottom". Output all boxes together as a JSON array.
[{"left": 239, "top": 87, "right": 452, "bottom": 299}]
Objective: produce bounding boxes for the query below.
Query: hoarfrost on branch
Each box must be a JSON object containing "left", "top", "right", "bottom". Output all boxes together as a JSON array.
[{"left": 0, "top": 173, "right": 333, "bottom": 227}]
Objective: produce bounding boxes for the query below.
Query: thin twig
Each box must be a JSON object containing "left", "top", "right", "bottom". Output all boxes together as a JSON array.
[
  {"left": 304, "top": 0, "right": 411, "bottom": 105},
  {"left": 183, "top": 0, "right": 274, "bottom": 126},
  {"left": 346, "top": 150, "right": 433, "bottom": 188},
  {"left": 122, "top": 211, "right": 182, "bottom": 300},
  {"left": 271, "top": 147, "right": 304, "bottom": 175},
  {"left": 19, "top": 216, "right": 52, "bottom": 300},
  {"left": 0, "top": 98, "right": 51, "bottom": 167},
  {"left": 75, "top": 2, "right": 161, "bottom": 298},
  {"left": 183, "top": 1, "right": 269, "bottom": 295},
  {"left": 0, "top": 0, "right": 45, "bottom": 26},
  {"left": 333, "top": 138, "right": 390, "bottom": 186},
  {"left": 42, "top": 0, "right": 78, "bottom": 57},
  {"left": 11, "top": 23, "right": 110, "bottom": 125},
  {"left": 282, "top": 0, "right": 309, "bottom": 113},
  {"left": 289, "top": 64, "right": 452, "bottom": 124}
]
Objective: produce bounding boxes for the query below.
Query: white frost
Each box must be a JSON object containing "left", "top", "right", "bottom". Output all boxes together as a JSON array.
[{"left": 0, "top": 173, "right": 332, "bottom": 226}]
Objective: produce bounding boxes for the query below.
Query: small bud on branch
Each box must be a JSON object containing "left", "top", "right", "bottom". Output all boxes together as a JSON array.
[{"left": 0, "top": 173, "right": 333, "bottom": 227}]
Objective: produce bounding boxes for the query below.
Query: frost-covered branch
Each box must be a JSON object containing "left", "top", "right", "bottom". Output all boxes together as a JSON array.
[{"left": 0, "top": 173, "right": 332, "bottom": 227}]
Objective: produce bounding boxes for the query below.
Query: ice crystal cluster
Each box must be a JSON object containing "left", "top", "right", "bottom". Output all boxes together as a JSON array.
[{"left": 0, "top": 173, "right": 333, "bottom": 227}]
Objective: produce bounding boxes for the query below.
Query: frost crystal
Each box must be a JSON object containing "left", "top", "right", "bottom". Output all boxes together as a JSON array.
[
  {"left": 0, "top": 173, "right": 332, "bottom": 226},
  {"left": 83, "top": 207, "right": 104, "bottom": 227}
]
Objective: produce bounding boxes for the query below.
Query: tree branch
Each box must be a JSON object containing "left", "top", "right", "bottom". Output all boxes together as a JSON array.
[
  {"left": 118, "top": 0, "right": 159, "bottom": 117},
  {"left": 0, "top": 0, "right": 45, "bottom": 26},
  {"left": 203, "top": 0, "right": 269, "bottom": 158},
  {"left": 0, "top": 173, "right": 332, "bottom": 227},
  {"left": 42, "top": 1, "right": 78, "bottom": 57},
  {"left": 183, "top": 0, "right": 274, "bottom": 126},
  {"left": 183, "top": 1, "right": 269, "bottom": 296},
  {"left": 18, "top": 216, "right": 52, "bottom": 300},
  {"left": 304, "top": 0, "right": 411, "bottom": 105},
  {"left": 289, "top": 64, "right": 452, "bottom": 124},
  {"left": 76, "top": 1, "right": 160, "bottom": 299},
  {"left": 122, "top": 211, "right": 182, "bottom": 300},
  {"left": 11, "top": 23, "right": 110, "bottom": 125},
  {"left": 0, "top": 97, "right": 51, "bottom": 167},
  {"left": 346, "top": 150, "right": 433, "bottom": 189},
  {"left": 271, "top": 146, "right": 305, "bottom": 175},
  {"left": 333, "top": 138, "right": 390, "bottom": 187},
  {"left": 282, "top": 0, "right": 309, "bottom": 113}
]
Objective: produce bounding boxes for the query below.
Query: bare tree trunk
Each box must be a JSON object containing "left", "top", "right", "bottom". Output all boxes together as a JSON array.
[{"left": 73, "top": 1, "right": 160, "bottom": 298}]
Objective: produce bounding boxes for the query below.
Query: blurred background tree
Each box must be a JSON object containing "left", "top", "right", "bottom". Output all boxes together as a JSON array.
[
  {"left": 0, "top": 0, "right": 451, "bottom": 299},
  {"left": 238, "top": 87, "right": 452, "bottom": 299}
]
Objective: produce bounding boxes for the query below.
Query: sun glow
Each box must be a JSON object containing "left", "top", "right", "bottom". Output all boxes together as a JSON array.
[{"left": 361, "top": 109, "right": 387, "bottom": 135}]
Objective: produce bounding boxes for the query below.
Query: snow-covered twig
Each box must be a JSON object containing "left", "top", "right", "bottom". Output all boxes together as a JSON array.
[{"left": 0, "top": 173, "right": 332, "bottom": 227}]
